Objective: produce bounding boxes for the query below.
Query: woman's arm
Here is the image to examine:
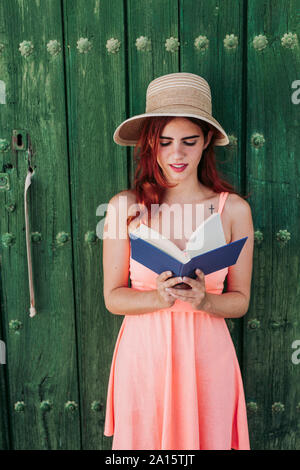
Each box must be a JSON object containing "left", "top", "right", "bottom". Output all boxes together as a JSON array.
[
  {"left": 102, "top": 190, "right": 178, "bottom": 315},
  {"left": 105, "top": 286, "right": 166, "bottom": 316},
  {"left": 202, "top": 195, "right": 254, "bottom": 318},
  {"left": 201, "top": 291, "right": 250, "bottom": 319}
]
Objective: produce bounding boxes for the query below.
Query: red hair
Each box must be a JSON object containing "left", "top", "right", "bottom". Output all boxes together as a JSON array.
[{"left": 127, "top": 116, "right": 250, "bottom": 226}]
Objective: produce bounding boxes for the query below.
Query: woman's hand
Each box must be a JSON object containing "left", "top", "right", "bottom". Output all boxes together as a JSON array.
[
  {"left": 155, "top": 271, "right": 185, "bottom": 308},
  {"left": 165, "top": 269, "right": 209, "bottom": 311}
]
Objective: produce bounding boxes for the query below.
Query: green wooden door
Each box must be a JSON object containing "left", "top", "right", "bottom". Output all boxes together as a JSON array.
[
  {"left": 0, "top": 0, "right": 81, "bottom": 450},
  {"left": 0, "top": 0, "right": 299, "bottom": 450},
  {"left": 244, "top": 0, "right": 300, "bottom": 450}
]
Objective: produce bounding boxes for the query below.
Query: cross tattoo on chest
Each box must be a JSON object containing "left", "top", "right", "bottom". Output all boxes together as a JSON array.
[{"left": 209, "top": 204, "right": 215, "bottom": 214}]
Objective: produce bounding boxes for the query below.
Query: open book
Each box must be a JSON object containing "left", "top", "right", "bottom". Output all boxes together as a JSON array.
[{"left": 129, "top": 213, "right": 248, "bottom": 285}]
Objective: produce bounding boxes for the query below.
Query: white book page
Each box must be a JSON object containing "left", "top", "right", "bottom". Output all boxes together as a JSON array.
[
  {"left": 130, "top": 224, "right": 188, "bottom": 264},
  {"left": 186, "top": 213, "right": 226, "bottom": 257},
  {"left": 130, "top": 213, "right": 226, "bottom": 263}
]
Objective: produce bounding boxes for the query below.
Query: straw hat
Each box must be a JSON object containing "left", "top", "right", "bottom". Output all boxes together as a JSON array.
[{"left": 113, "top": 72, "right": 229, "bottom": 147}]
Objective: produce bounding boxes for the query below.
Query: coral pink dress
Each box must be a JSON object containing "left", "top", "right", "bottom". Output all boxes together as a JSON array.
[{"left": 104, "top": 192, "right": 250, "bottom": 450}]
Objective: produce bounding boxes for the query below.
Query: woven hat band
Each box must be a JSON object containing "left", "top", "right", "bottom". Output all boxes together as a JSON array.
[{"left": 146, "top": 85, "right": 212, "bottom": 115}]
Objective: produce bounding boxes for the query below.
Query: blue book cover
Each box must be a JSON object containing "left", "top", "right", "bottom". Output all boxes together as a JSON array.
[{"left": 129, "top": 233, "right": 248, "bottom": 279}]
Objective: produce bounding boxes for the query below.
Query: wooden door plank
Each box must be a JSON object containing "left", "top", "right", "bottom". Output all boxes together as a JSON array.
[
  {"left": 0, "top": 0, "right": 80, "bottom": 449},
  {"left": 245, "top": 0, "right": 300, "bottom": 449},
  {"left": 62, "top": 0, "right": 128, "bottom": 450},
  {"left": 0, "top": 290, "right": 11, "bottom": 449}
]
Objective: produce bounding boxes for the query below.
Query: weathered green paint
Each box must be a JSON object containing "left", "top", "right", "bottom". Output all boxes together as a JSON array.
[
  {"left": 244, "top": 0, "right": 300, "bottom": 450},
  {"left": 0, "top": 0, "right": 299, "bottom": 450},
  {"left": 61, "top": 0, "right": 128, "bottom": 451},
  {"left": 0, "top": 0, "right": 81, "bottom": 450}
]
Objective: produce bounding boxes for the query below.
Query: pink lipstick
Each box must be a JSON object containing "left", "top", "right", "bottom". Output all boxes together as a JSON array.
[{"left": 169, "top": 164, "right": 188, "bottom": 172}]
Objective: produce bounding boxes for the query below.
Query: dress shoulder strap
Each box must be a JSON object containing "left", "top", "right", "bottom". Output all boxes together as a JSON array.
[{"left": 218, "top": 192, "right": 229, "bottom": 215}]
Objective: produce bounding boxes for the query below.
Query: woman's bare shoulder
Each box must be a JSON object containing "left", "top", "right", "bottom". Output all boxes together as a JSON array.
[
  {"left": 227, "top": 193, "right": 252, "bottom": 210},
  {"left": 108, "top": 188, "right": 136, "bottom": 203},
  {"left": 107, "top": 189, "right": 141, "bottom": 232},
  {"left": 107, "top": 189, "right": 138, "bottom": 214},
  {"left": 227, "top": 193, "right": 253, "bottom": 225}
]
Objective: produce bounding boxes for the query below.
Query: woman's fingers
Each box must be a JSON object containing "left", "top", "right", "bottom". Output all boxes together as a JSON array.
[
  {"left": 155, "top": 271, "right": 177, "bottom": 308},
  {"left": 157, "top": 272, "right": 183, "bottom": 288}
]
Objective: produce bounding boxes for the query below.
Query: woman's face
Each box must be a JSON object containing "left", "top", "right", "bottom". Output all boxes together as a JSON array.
[{"left": 156, "top": 117, "right": 214, "bottom": 182}]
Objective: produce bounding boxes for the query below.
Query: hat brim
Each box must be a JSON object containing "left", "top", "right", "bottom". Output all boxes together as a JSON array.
[{"left": 113, "top": 110, "right": 229, "bottom": 147}]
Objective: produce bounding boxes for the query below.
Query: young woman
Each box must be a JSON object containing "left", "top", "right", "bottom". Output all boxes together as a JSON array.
[{"left": 103, "top": 73, "right": 254, "bottom": 450}]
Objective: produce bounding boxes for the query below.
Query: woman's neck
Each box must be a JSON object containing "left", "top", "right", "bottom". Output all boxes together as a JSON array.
[{"left": 162, "top": 182, "right": 212, "bottom": 205}]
